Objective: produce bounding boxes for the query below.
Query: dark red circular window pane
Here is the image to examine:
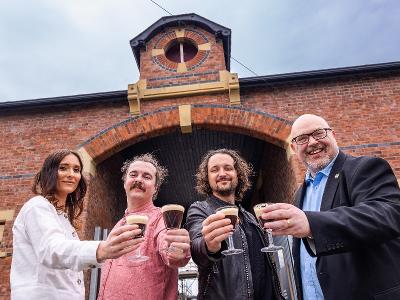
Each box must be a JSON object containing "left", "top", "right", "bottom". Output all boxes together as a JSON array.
[
  {"left": 183, "top": 42, "right": 198, "bottom": 62},
  {"left": 165, "top": 42, "right": 181, "bottom": 63},
  {"left": 165, "top": 40, "right": 198, "bottom": 63}
]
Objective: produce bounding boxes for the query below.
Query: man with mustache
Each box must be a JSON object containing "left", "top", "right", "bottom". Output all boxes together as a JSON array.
[
  {"left": 97, "top": 153, "right": 191, "bottom": 300},
  {"left": 186, "top": 149, "right": 285, "bottom": 299},
  {"left": 261, "top": 114, "right": 400, "bottom": 300}
]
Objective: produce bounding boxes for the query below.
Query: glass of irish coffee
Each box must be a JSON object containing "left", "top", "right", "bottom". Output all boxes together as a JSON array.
[
  {"left": 216, "top": 205, "right": 243, "bottom": 256},
  {"left": 253, "top": 203, "right": 283, "bottom": 252},
  {"left": 161, "top": 204, "right": 185, "bottom": 252},
  {"left": 161, "top": 204, "right": 185, "bottom": 229},
  {"left": 126, "top": 214, "right": 149, "bottom": 262}
]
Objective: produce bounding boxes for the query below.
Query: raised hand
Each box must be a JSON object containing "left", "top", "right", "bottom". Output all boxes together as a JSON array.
[
  {"left": 201, "top": 212, "right": 233, "bottom": 253},
  {"left": 96, "top": 224, "right": 144, "bottom": 262},
  {"left": 261, "top": 203, "right": 312, "bottom": 238},
  {"left": 164, "top": 228, "right": 191, "bottom": 260}
]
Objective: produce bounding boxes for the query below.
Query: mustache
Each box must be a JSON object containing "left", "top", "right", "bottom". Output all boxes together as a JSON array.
[
  {"left": 216, "top": 175, "right": 232, "bottom": 183},
  {"left": 129, "top": 181, "right": 146, "bottom": 192}
]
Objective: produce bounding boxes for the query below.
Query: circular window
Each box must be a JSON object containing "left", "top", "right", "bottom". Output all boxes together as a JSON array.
[{"left": 165, "top": 39, "right": 198, "bottom": 63}]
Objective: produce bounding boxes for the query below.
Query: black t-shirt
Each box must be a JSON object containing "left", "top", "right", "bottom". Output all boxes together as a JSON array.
[{"left": 240, "top": 211, "right": 275, "bottom": 300}]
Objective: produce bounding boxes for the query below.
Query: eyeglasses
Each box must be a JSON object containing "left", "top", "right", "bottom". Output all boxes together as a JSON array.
[{"left": 291, "top": 128, "right": 332, "bottom": 145}]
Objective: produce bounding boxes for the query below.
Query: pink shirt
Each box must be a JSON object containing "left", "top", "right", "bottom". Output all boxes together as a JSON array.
[{"left": 97, "top": 202, "right": 190, "bottom": 300}]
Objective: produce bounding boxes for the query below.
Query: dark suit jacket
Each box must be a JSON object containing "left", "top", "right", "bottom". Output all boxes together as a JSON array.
[{"left": 293, "top": 150, "right": 400, "bottom": 300}]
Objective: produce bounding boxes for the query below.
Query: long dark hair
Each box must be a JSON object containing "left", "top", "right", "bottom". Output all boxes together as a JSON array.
[
  {"left": 32, "top": 149, "right": 87, "bottom": 228},
  {"left": 195, "top": 149, "right": 253, "bottom": 201}
]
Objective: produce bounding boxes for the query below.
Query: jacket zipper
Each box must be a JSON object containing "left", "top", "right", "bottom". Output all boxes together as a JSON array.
[
  {"left": 203, "top": 266, "right": 213, "bottom": 297},
  {"left": 239, "top": 225, "right": 252, "bottom": 299}
]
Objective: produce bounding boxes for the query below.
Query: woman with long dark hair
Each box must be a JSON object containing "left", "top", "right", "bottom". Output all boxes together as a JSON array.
[{"left": 11, "top": 149, "right": 143, "bottom": 300}]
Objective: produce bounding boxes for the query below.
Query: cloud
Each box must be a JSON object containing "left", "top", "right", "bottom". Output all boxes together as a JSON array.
[{"left": 0, "top": 0, "right": 399, "bottom": 102}]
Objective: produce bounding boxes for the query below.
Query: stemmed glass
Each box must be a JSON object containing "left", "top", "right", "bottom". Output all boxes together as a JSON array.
[
  {"left": 253, "top": 203, "right": 283, "bottom": 252},
  {"left": 161, "top": 204, "right": 185, "bottom": 252},
  {"left": 216, "top": 206, "right": 243, "bottom": 256},
  {"left": 126, "top": 214, "right": 149, "bottom": 262}
]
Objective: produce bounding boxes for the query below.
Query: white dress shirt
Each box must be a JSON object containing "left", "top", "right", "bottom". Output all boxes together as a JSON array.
[{"left": 10, "top": 196, "right": 100, "bottom": 300}]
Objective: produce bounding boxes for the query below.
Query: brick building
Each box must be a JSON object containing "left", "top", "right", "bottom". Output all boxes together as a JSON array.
[{"left": 0, "top": 13, "right": 399, "bottom": 299}]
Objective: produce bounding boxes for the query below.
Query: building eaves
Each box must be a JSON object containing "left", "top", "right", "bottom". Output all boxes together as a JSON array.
[
  {"left": 2, "top": 61, "right": 399, "bottom": 112},
  {"left": 0, "top": 90, "right": 126, "bottom": 113},
  {"left": 239, "top": 61, "right": 400, "bottom": 89}
]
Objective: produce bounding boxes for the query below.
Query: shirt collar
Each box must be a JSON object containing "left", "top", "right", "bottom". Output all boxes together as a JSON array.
[{"left": 124, "top": 200, "right": 155, "bottom": 215}]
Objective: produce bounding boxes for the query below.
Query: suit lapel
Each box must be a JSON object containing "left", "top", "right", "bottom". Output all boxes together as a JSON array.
[
  {"left": 320, "top": 150, "right": 347, "bottom": 211},
  {"left": 295, "top": 182, "right": 307, "bottom": 209},
  {"left": 293, "top": 182, "right": 307, "bottom": 288}
]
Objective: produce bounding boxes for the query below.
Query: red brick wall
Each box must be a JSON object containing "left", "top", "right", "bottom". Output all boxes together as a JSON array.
[
  {"left": 83, "top": 154, "right": 127, "bottom": 237},
  {"left": 1, "top": 69, "right": 399, "bottom": 299},
  {"left": 1, "top": 24, "right": 400, "bottom": 300},
  {"left": 241, "top": 71, "right": 400, "bottom": 180},
  {"left": 140, "top": 93, "right": 230, "bottom": 114}
]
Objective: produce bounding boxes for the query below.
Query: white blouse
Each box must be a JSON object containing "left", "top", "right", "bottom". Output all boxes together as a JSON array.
[{"left": 10, "top": 196, "right": 100, "bottom": 300}]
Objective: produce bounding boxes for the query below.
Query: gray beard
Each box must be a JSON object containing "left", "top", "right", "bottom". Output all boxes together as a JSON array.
[
  {"left": 305, "top": 146, "right": 339, "bottom": 175},
  {"left": 306, "top": 157, "right": 331, "bottom": 174}
]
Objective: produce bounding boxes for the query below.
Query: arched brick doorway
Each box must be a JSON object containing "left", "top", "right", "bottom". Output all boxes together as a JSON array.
[{"left": 77, "top": 105, "right": 297, "bottom": 238}]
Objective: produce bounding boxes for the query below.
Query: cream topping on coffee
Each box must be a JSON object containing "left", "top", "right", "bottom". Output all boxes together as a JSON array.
[
  {"left": 126, "top": 215, "right": 149, "bottom": 225},
  {"left": 218, "top": 207, "right": 238, "bottom": 216},
  {"left": 253, "top": 203, "right": 268, "bottom": 218},
  {"left": 161, "top": 204, "right": 185, "bottom": 213}
]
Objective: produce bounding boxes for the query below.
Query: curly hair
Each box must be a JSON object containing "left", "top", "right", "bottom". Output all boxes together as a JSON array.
[
  {"left": 121, "top": 153, "right": 168, "bottom": 200},
  {"left": 195, "top": 149, "right": 253, "bottom": 201},
  {"left": 32, "top": 149, "right": 87, "bottom": 229}
]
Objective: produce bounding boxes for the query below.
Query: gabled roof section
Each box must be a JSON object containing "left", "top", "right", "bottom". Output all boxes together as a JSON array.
[{"left": 130, "top": 13, "right": 231, "bottom": 70}]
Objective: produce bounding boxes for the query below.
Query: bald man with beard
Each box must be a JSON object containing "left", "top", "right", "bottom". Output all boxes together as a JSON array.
[{"left": 260, "top": 114, "right": 400, "bottom": 300}]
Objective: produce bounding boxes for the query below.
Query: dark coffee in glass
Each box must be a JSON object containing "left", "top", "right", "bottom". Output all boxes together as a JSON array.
[
  {"left": 161, "top": 204, "right": 185, "bottom": 229},
  {"left": 126, "top": 215, "right": 148, "bottom": 238},
  {"left": 254, "top": 203, "right": 271, "bottom": 227},
  {"left": 217, "top": 206, "right": 239, "bottom": 230},
  {"left": 253, "top": 203, "right": 283, "bottom": 253},
  {"left": 125, "top": 214, "right": 149, "bottom": 262},
  {"left": 215, "top": 206, "right": 243, "bottom": 255}
]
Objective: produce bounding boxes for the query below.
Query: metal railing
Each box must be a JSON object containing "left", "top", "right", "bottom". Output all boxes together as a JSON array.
[{"left": 88, "top": 226, "right": 108, "bottom": 300}]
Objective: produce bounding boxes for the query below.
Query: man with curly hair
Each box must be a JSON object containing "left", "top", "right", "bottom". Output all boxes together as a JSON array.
[
  {"left": 186, "top": 149, "right": 285, "bottom": 299},
  {"left": 98, "top": 153, "right": 191, "bottom": 300}
]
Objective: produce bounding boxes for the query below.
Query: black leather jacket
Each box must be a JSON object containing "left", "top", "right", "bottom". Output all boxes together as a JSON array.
[{"left": 186, "top": 196, "right": 285, "bottom": 300}]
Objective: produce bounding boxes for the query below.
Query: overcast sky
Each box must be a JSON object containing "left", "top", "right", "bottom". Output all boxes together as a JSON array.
[{"left": 1, "top": 0, "right": 399, "bottom": 102}]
